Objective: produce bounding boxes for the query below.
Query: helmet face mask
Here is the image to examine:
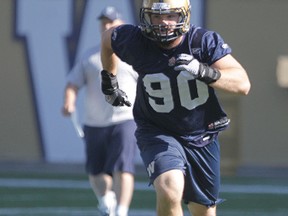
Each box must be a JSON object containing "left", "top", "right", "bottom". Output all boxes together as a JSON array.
[{"left": 140, "top": 0, "right": 191, "bottom": 43}]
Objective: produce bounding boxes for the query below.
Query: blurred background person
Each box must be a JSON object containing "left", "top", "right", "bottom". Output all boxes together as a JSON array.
[{"left": 62, "top": 6, "right": 138, "bottom": 216}]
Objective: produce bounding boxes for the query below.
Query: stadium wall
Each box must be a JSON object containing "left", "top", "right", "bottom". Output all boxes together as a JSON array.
[
  {"left": 1, "top": 0, "right": 288, "bottom": 176},
  {"left": 206, "top": 0, "right": 288, "bottom": 175}
]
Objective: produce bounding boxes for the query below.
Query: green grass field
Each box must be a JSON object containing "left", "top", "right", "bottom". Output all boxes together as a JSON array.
[{"left": 0, "top": 165, "right": 288, "bottom": 216}]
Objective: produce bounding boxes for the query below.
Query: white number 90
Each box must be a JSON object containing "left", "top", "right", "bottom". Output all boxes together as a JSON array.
[{"left": 143, "top": 71, "right": 209, "bottom": 113}]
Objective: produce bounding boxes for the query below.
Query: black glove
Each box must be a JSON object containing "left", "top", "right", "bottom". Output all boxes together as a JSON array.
[
  {"left": 174, "top": 54, "right": 221, "bottom": 84},
  {"left": 101, "top": 70, "right": 131, "bottom": 107}
]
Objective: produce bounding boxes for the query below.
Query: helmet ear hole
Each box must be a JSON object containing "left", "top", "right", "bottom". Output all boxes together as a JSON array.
[{"left": 140, "top": 0, "right": 191, "bottom": 42}]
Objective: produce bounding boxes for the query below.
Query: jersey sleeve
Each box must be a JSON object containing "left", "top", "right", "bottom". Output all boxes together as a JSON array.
[
  {"left": 111, "top": 25, "right": 142, "bottom": 65},
  {"left": 191, "top": 27, "right": 232, "bottom": 65},
  {"left": 67, "top": 47, "right": 100, "bottom": 88},
  {"left": 66, "top": 61, "right": 86, "bottom": 88},
  {"left": 202, "top": 30, "right": 232, "bottom": 65}
]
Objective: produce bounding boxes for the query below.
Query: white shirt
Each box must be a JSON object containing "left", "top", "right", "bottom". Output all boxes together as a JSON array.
[{"left": 67, "top": 47, "right": 138, "bottom": 127}]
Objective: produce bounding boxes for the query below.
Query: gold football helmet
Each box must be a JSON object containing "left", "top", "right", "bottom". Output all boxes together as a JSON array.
[{"left": 140, "top": 0, "right": 191, "bottom": 42}]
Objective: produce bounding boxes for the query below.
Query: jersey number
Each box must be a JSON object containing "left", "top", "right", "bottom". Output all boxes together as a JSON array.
[{"left": 143, "top": 71, "right": 209, "bottom": 113}]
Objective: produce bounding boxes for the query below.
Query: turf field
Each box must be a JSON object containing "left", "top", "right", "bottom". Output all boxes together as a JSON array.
[{"left": 0, "top": 164, "right": 288, "bottom": 216}]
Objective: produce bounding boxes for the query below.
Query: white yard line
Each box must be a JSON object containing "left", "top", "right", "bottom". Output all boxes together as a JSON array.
[
  {"left": 0, "top": 178, "right": 288, "bottom": 194},
  {"left": 0, "top": 178, "right": 152, "bottom": 190},
  {"left": 221, "top": 184, "right": 288, "bottom": 194}
]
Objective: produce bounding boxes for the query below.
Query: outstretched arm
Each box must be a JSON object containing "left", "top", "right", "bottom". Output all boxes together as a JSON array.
[
  {"left": 101, "top": 27, "right": 118, "bottom": 75},
  {"left": 100, "top": 27, "right": 131, "bottom": 107}
]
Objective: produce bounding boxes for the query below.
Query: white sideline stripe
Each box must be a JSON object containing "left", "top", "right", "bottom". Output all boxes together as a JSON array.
[{"left": 0, "top": 178, "right": 288, "bottom": 194}]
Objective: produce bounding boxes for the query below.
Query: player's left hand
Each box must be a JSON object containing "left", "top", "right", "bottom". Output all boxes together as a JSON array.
[
  {"left": 174, "top": 53, "right": 221, "bottom": 84},
  {"left": 174, "top": 54, "right": 200, "bottom": 77}
]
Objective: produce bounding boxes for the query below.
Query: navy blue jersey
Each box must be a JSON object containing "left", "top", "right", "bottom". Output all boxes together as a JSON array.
[{"left": 111, "top": 24, "right": 231, "bottom": 139}]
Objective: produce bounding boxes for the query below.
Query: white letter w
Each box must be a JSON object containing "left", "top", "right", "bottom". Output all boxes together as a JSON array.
[{"left": 147, "top": 161, "right": 155, "bottom": 177}]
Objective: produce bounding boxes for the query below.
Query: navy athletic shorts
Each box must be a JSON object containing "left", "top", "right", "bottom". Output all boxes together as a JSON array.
[
  {"left": 83, "top": 120, "right": 137, "bottom": 176},
  {"left": 135, "top": 127, "right": 223, "bottom": 207}
]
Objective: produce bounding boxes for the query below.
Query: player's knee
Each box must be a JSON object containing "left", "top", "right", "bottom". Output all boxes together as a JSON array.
[
  {"left": 157, "top": 187, "right": 182, "bottom": 205},
  {"left": 154, "top": 170, "right": 184, "bottom": 204}
]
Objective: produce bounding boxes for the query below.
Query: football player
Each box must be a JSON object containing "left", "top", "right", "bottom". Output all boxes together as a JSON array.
[{"left": 100, "top": 0, "right": 251, "bottom": 215}]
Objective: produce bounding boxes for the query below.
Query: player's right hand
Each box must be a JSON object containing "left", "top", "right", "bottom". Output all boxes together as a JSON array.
[
  {"left": 104, "top": 89, "right": 131, "bottom": 107},
  {"left": 101, "top": 70, "right": 131, "bottom": 107}
]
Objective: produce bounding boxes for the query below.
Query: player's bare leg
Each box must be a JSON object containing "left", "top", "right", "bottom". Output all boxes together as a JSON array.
[
  {"left": 187, "top": 202, "right": 216, "bottom": 216},
  {"left": 89, "top": 174, "right": 113, "bottom": 196},
  {"left": 113, "top": 172, "right": 134, "bottom": 216},
  {"left": 89, "top": 174, "right": 116, "bottom": 215},
  {"left": 153, "top": 169, "right": 185, "bottom": 216}
]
